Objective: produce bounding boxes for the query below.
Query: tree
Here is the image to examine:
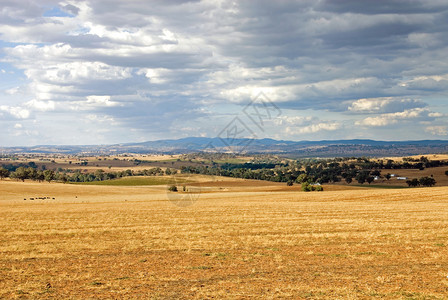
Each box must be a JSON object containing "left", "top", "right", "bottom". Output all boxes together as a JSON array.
[
  {"left": 296, "top": 174, "right": 311, "bottom": 184},
  {"left": 445, "top": 170, "right": 448, "bottom": 176},
  {"left": 385, "top": 173, "right": 391, "bottom": 181},
  {"left": 286, "top": 180, "right": 294, "bottom": 186},
  {"left": 0, "top": 168, "right": 10, "bottom": 180},
  {"left": 406, "top": 179, "right": 420, "bottom": 187},
  {"left": 11, "top": 167, "right": 29, "bottom": 182},
  {"left": 419, "top": 176, "right": 436, "bottom": 187},
  {"left": 356, "top": 171, "right": 369, "bottom": 184},
  {"left": 366, "top": 176, "right": 375, "bottom": 185},
  {"left": 59, "top": 174, "right": 68, "bottom": 184},
  {"left": 36, "top": 171, "right": 45, "bottom": 182},
  {"left": 345, "top": 177, "right": 352, "bottom": 184},
  {"left": 43, "top": 170, "right": 55, "bottom": 183},
  {"left": 168, "top": 185, "right": 178, "bottom": 192},
  {"left": 371, "top": 170, "right": 381, "bottom": 177}
]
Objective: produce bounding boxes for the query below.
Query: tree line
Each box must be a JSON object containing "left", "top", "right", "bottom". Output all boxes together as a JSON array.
[{"left": 0, "top": 166, "right": 177, "bottom": 183}]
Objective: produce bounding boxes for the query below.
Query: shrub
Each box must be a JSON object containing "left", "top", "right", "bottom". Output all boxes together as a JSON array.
[
  {"left": 419, "top": 176, "right": 436, "bottom": 187},
  {"left": 168, "top": 185, "right": 178, "bottom": 192},
  {"left": 301, "top": 182, "right": 312, "bottom": 192},
  {"left": 314, "top": 185, "right": 324, "bottom": 192}
]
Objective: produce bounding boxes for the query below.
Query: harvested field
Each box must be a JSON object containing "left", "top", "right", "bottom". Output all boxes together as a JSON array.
[{"left": 1, "top": 178, "right": 448, "bottom": 299}]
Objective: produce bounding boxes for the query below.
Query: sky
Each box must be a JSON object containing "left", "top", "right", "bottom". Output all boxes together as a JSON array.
[{"left": 1, "top": 0, "right": 448, "bottom": 146}]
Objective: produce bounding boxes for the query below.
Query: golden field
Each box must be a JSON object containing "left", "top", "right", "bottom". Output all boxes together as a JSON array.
[{"left": 1, "top": 177, "right": 448, "bottom": 299}]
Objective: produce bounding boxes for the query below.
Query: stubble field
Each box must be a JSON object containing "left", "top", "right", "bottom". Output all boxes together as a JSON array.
[{"left": 1, "top": 178, "right": 448, "bottom": 299}]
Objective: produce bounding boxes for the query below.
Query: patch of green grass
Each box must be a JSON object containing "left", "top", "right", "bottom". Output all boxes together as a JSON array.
[
  {"left": 188, "top": 266, "right": 213, "bottom": 270},
  {"left": 395, "top": 291, "right": 439, "bottom": 299},
  {"left": 90, "top": 281, "right": 104, "bottom": 286},
  {"left": 356, "top": 251, "right": 386, "bottom": 256},
  {"left": 203, "top": 252, "right": 228, "bottom": 259},
  {"left": 434, "top": 243, "right": 445, "bottom": 247},
  {"left": 314, "top": 253, "right": 347, "bottom": 258},
  {"left": 72, "top": 176, "right": 192, "bottom": 186},
  {"left": 266, "top": 247, "right": 280, "bottom": 251}
]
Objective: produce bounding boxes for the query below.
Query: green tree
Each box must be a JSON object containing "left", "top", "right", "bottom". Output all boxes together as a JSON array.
[
  {"left": 296, "top": 174, "right": 311, "bottom": 184},
  {"left": 419, "top": 176, "right": 436, "bottom": 187},
  {"left": 355, "top": 171, "right": 369, "bottom": 184},
  {"left": 406, "top": 179, "right": 420, "bottom": 187},
  {"left": 59, "top": 174, "right": 68, "bottom": 184},
  {"left": 43, "top": 170, "right": 55, "bottom": 183},
  {"left": 0, "top": 168, "right": 10, "bottom": 180},
  {"left": 11, "top": 167, "right": 29, "bottom": 182},
  {"left": 36, "top": 171, "right": 45, "bottom": 182}
]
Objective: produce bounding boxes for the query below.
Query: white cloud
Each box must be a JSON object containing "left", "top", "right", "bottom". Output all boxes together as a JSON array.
[
  {"left": 25, "top": 99, "right": 56, "bottom": 111},
  {"left": 356, "top": 108, "right": 439, "bottom": 127},
  {"left": 425, "top": 126, "right": 448, "bottom": 136},
  {"left": 348, "top": 97, "right": 426, "bottom": 114},
  {"left": 295, "top": 122, "right": 341, "bottom": 134},
  {"left": 0, "top": 105, "right": 30, "bottom": 119}
]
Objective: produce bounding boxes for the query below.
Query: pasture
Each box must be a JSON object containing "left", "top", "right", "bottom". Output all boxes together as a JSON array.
[{"left": 1, "top": 177, "right": 448, "bottom": 299}]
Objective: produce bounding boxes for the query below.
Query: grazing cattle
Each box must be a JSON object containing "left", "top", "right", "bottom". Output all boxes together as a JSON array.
[
  {"left": 24, "top": 198, "right": 26, "bottom": 201},
  {"left": 30, "top": 198, "right": 34, "bottom": 200}
]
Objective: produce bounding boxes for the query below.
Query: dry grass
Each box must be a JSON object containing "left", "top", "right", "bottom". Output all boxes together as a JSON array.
[{"left": 1, "top": 178, "right": 448, "bottom": 299}]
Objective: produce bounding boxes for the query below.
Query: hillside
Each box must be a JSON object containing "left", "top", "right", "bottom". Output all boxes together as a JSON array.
[{"left": 2, "top": 138, "right": 448, "bottom": 157}]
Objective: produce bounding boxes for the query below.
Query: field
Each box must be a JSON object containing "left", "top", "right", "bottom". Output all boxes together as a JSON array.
[{"left": 1, "top": 176, "right": 448, "bottom": 299}]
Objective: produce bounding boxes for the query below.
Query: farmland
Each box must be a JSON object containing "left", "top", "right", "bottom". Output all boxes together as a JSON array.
[{"left": 1, "top": 176, "right": 448, "bottom": 299}]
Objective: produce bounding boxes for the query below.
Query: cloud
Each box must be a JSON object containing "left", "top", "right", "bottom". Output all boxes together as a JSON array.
[
  {"left": 1, "top": 0, "right": 448, "bottom": 145},
  {"left": 25, "top": 99, "right": 55, "bottom": 111},
  {"left": 425, "top": 126, "right": 448, "bottom": 136},
  {"left": 277, "top": 115, "right": 341, "bottom": 135},
  {"left": 0, "top": 105, "right": 30, "bottom": 119},
  {"left": 348, "top": 97, "right": 427, "bottom": 114},
  {"left": 295, "top": 122, "right": 341, "bottom": 134},
  {"left": 356, "top": 108, "right": 440, "bottom": 127}
]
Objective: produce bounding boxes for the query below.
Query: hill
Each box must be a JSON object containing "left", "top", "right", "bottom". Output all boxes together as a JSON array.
[{"left": 1, "top": 138, "right": 448, "bottom": 157}]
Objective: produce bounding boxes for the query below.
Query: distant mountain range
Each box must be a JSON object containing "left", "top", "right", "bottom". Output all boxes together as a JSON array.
[{"left": 2, "top": 137, "right": 448, "bottom": 157}]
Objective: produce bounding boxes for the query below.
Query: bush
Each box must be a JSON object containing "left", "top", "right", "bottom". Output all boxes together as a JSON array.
[
  {"left": 301, "top": 182, "right": 323, "bottom": 192},
  {"left": 419, "top": 176, "right": 436, "bottom": 187},
  {"left": 301, "top": 182, "right": 312, "bottom": 192},
  {"left": 406, "top": 179, "right": 420, "bottom": 187},
  {"left": 168, "top": 185, "right": 178, "bottom": 192},
  {"left": 314, "top": 185, "right": 324, "bottom": 191}
]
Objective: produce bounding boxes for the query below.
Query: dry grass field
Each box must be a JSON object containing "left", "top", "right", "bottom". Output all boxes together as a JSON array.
[{"left": 1, "top": 177, "right": 448, "bottom": 299}]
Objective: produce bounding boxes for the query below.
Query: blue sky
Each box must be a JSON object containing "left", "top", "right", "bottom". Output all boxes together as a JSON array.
[{"left": 1, "top": 0, "right": 448, "bottom": 146}]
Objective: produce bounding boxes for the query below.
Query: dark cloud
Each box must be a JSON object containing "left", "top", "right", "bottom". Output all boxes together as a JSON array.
[{"left": 317, "top": 0, "right": 448, "bottom": 15}]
